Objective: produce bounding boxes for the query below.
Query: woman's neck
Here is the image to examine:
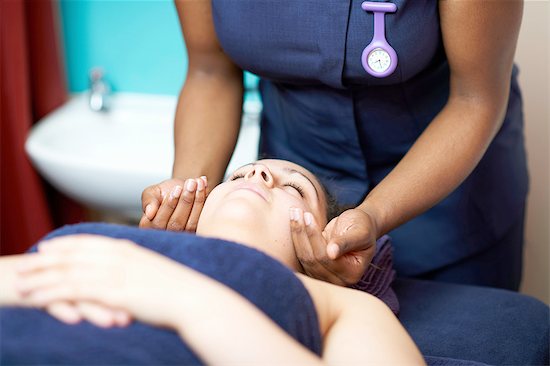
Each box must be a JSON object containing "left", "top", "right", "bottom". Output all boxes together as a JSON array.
[{"left": 196, "top": 222, "right": 301, "bottom": 272}]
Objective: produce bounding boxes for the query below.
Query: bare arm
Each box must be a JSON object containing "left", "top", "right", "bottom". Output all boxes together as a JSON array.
[
  {"left": 12, "top": 237, "right": 425, "bottom": 364},
  {"left": 172, "top": 266, "right": 324, "bottom": 365},
  {"left": 172, "top": 0, "right": 243, "bottom": 185},
  {"left": 299, "top": 275, "right": 426, "bottom": 365},
  {"left": 137, "top": 1, "right": 244, "bottom": 230},
  {"left": 11, "top": 237, "right": 323, "bottom": 365},
  {"left": 360, "top": 0, "right": 523, "bottom": 235}
]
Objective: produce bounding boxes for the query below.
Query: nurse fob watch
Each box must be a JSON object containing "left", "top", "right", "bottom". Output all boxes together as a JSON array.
[{"left": 361, "top": 1, "right": 398, "bottom": 78}]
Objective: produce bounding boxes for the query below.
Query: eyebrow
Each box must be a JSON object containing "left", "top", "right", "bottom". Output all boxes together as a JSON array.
[
  {"left": 233, "top": 163, "right": 321, "bottom": 200},
  {"left": 282, "top": 167, "right": 320, "bottom": 201}
]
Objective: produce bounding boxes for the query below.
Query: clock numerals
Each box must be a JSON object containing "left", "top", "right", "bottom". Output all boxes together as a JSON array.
[{"left": 367, "top": 48, "right": 391, "bottom": 73}]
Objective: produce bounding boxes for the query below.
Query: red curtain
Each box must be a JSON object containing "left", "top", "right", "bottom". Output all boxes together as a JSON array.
[{"left": 1, "top": 0, "right": 84, "bottom": 255}]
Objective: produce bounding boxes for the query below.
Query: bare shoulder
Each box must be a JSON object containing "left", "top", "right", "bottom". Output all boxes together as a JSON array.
[
  {"left": 296, "top": 274, "right": 389, "bottom": 335},
  {"left": 297, "top": 274, "right": 425, "bottom": 365}
]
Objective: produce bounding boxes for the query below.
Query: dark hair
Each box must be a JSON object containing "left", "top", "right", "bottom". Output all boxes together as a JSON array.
[{"left": 319, "top": 182, "right": 348, "bottom": 222}]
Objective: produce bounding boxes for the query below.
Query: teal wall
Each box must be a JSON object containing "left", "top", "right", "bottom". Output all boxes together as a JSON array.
[{"left": 59, "top": 0, "right": 258, "bottom": 96}]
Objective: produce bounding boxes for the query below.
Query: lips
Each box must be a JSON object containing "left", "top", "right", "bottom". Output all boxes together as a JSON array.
[{"left": 233, "top": 182, "right": 269, "bottom": 201}]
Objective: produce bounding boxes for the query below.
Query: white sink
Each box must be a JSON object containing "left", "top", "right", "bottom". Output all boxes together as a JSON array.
[{"left": 25, "top": 93, "right": 261, "bottom": 219}]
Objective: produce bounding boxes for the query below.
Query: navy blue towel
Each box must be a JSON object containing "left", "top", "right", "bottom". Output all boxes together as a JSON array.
[{"left": 1, "top": 223, "right": 322, "bottom": 365}]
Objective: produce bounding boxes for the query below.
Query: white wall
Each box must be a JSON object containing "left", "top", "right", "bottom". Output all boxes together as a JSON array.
[{"left": 515, "top": 0, "right": 549, "bottom": 304}]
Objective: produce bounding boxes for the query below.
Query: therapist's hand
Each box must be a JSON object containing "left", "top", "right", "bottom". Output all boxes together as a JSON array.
[
  {"left": 290, "top": 207, "right": 377, "bottom": 286},
  {"left": 140, "top": 176, "right": 208, "bottom": 232}
]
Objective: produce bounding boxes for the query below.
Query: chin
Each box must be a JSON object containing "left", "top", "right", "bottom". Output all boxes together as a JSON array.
[{"left": 207, "top": 199, "right": 268, "bottom": 226}]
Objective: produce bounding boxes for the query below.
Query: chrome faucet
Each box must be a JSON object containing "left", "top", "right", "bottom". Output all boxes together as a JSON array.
[{"left": 89, "top": 68, "right": 110, "bottom": 112}]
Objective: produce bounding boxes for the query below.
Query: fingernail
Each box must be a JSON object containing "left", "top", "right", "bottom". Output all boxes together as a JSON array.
[
  {"left": 327, "top": 243, "right": 339, "bottom": 258},
  {"left": 196, "top": 178, "right": 204, "bottom": 192},
  {"left": 304, "top": 212, "right": 312, "bottom": 226},
  {"left": 186, "top": 179, "right": 197, "bottom": 192},
  {"left": 200, "top": 176, "right": 208, "bottom": 188},
  {"left": 289, "top": 208, "right": 297, "bottom": 221},
  {"left": 145, "top": 204, "right": 154, "bottom": 219},
  {"left": 171, "top": 185, "right": 183, "bottom": 199}
]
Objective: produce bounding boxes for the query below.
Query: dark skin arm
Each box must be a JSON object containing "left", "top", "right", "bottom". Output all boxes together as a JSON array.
[
  {"left": 171, "top": 0, "right": 243, "bottom": 183},
  {"left": 142, "top": 0, "right": 524, "bottom": 286},
  {"left": 362, "top": 0, "right": 523, "bottom": 233},
  {"left": 292, "top": 0, "right": 524, "bottom": 286},
  {"left": 140, "top": 0, "right": 243, "bottom": 231}
]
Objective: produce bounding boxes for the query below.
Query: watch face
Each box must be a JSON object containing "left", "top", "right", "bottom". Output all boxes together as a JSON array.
[{"left": 367, "top": 48, "right": 391, "bottom": 73}]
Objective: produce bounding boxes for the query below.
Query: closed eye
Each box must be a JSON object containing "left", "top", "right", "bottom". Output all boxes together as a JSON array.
[
  {"left": 229, "top": 172, "right": 245, "bottom": 181},
  {"left": 284, "top": 182, "right": 305, "bottom": 198},
  {"left": 230, "top": 170, "right": 305, "bottom": 198}
]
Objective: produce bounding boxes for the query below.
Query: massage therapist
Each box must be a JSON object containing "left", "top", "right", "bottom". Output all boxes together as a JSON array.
[{"left": 140, "top": 0, "right": 527, "bottom": 290}]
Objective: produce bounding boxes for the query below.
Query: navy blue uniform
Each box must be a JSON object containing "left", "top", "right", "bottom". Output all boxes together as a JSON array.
[{"left": 212, "top": 0, "right": 528, "bottom": 289}]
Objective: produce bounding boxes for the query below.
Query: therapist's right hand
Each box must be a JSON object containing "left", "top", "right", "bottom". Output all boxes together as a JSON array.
[{"left": 139, "top": 176, "right": 208, "bottom": 232}]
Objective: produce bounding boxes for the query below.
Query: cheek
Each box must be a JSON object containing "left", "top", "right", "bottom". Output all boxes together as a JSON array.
[
  {"left": 283, "top": 198, "right": 327, "bottom": 229},
  {"left": 283, "top": 195, "right": 316, "bottom": 220},
  {"left": 199, "top": 186, "right": 228, "bottom": 219},
  {"left": 273, "top": 194, "right": 310, "bottom": 230}
]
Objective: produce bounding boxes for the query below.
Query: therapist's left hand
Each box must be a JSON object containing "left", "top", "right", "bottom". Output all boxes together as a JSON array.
[{"left": 290, "top": 207, "right": 377, "bottom": 286}]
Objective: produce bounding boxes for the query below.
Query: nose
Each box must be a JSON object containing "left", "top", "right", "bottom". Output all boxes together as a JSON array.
[{"left": 245, "top": 164, "right": 274, "bottom": 187}]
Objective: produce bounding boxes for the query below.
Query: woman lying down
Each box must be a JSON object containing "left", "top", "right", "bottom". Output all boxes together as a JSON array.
[{"left": 0, "top": 159, "right": 424, "bottom": 365}]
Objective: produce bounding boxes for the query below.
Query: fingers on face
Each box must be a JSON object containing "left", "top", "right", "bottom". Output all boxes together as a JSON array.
[
  {"left": 150, "top": 177, "right": 208, "bottom": 232},
  {"left": 165, "top": 179, "right": 194, "bottom": 231},
  {"left": 184, "top": 178, "right": 206, "bottom": 232},
  {"left": 151, "top": 185, "right": 184, "bottom": 229},
  {"left": 167, "top": 178, "right": 205, "bottom": 232},
  {"left": 290, "top": 208, "right": 310, "bottom": 264},
  {"left": 290, "top": 208, "right": 345, "bottom": 285}
]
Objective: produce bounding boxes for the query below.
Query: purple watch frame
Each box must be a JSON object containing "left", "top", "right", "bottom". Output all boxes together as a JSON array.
[{"left": 361, "top": 1, "right": 398, "bottom": 78}]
